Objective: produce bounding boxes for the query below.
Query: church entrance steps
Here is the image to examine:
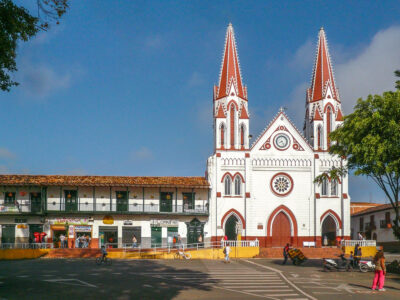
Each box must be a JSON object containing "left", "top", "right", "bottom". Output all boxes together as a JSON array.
[{"left": 257, "top": 247, "right": 341, "bottom": 259}]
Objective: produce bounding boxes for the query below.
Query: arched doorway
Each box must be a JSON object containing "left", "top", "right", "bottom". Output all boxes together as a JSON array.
[
  {"left": 271, "top": 212, "right": 291, "bottom": 247},
  {"left": 321, "top": 215, "right": 337, "bottom": 246},
  {"left": 225, "top": 215, "right": 239, "bottom": 240}
]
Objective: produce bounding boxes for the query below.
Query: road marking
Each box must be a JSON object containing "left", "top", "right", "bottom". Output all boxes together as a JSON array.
[
  {"left": 17, "top": 275, "right": 29, "bottom": 278},
  {"left": 43, "top": 279, "right": 97, "bottom": 288},
  {"left": 243, "top": 260, "right": 318, "bottom": 300}
]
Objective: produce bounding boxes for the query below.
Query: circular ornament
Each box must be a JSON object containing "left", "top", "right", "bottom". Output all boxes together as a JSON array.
[
  {"left": 274, "top": 133, "right": 290, "bottom": 150},
  {"left": 270, "top": 173, "right": 294, "bottom": 197}
]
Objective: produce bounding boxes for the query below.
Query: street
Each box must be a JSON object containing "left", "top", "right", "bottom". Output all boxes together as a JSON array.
[{"left": 0, "top": 258, "right": 399, "bottom": 300}]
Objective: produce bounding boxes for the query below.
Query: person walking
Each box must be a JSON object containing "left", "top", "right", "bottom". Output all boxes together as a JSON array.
[
  {"left": 60, "top": 234, "right": 65, "bottom": 248},
  {"left": 354, "top": 244, "right": 362, "bottom": 267},
  {"left": 224, "top": 244, "right": 231, "bottom": 263},
  {"left": 132, "top": 235, "right": 137, "bottom": 248},
  {"left": 371, "top": 251, "right": 386, "bottom": 291},
  {"left": 282, "top": 243, "right": 290, "bottom": 265}
]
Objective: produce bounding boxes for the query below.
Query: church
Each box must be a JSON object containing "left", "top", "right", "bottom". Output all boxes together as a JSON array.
[
  {"left": 205, "top": 24, "right": 350, "bottom": 247},
  {"left": 0, "top": 24, "right": 350, "bottom": 249}
]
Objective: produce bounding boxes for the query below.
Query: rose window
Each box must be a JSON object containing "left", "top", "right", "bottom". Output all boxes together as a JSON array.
[{"left": 271, "top": 173, "right": 293, "bottom": 196}]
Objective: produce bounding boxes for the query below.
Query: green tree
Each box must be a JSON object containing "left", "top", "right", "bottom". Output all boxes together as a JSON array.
[
  {"left": 0, "top": 0, "right": 68, "bottom": 91},
  {"left": 316, "top": 73, "right": 400, "bottom": 240}
]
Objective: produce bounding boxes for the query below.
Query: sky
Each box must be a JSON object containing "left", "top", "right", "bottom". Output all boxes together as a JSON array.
[{"left": 1, "top": 1, "right": 400, "bottom": 204}]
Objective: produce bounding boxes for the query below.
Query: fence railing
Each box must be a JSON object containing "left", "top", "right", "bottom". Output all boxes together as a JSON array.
[
  {"left": 46, "top": 203, "right": 208, "bottom": 214},
  {"left": 0, "top": 243, "right": 53, "bottom": 249},
  {"left": 0, "top": 203, "right": 34, "bottom": 213},
  {"left": 340, "top": 240, "right": 376, "bottom": 247}
]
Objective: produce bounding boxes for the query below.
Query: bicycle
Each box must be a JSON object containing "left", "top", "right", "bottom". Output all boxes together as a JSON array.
[{"left": 96, "top": 256, "right": 112, "bottom": 266}]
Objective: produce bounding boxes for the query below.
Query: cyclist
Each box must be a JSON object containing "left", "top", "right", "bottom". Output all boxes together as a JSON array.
[{"left": 101, "top": 245, "right": 108, "bottom": 262}]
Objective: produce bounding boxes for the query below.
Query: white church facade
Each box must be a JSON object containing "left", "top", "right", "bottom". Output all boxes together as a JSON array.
[
  {"left": 205, "top": 24, "right": 350, "bottom": 247},
  {"left": 0, "top": 25, "right": 350, "bottom": 248}
]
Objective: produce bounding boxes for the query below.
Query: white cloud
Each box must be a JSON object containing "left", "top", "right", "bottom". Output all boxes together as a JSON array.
[
  {"left": 0, "top": 148, "right": 16, "bottom": 160},
  {"left": 18, "top": 62, "right": 72, "bottom": 98},
  {"left": 131, "top": 147, "right": 153, "bottom": 161},
  {"left": 286, "top": 25, "right": 400, "bottom": 127}
]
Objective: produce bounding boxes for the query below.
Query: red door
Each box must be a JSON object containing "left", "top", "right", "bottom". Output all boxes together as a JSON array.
[{"left": 271, "top": 212, "right": 291, "bottom": 247}]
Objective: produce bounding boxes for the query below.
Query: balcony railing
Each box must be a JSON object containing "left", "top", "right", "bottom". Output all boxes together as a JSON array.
[
  {"left": 0, "top": 203, "right": 41, "bottom": 214},
  {"left": 46, "top": 203, "right": 208, "bottom": 214}
]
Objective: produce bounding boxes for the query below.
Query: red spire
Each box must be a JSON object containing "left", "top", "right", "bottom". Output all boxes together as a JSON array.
[
  {"left": 217, "top": 23, "right": 246, "bottom": 100},
  {"left": 309, "top": 28, "right": 339, "bottom": 102}
]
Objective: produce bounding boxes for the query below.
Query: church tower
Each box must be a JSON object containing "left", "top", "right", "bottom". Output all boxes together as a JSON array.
[
  {"left": 304, "top": 28, "right": 344, "bottom": 151},
  {"left": 214, "top": 24, "right": 250, "bottom": 151}
]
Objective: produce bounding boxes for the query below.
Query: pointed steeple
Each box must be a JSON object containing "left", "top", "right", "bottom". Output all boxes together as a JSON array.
[
  {"left": 309, "top": 28, "right": 339, "bottom": 102},
  {"left": 217, "top": 23, "right": 246, "bottom": 100}
]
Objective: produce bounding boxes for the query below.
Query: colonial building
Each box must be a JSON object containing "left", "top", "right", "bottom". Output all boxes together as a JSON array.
[
  {"left": 205, "top": 24, "right": 350, "bottom": 247},
  {"left": 0, "top": 24, "right": 350, "bottom": 248},
  {"left": 351, "top": 203, "right": 399, "bottom": 251}
]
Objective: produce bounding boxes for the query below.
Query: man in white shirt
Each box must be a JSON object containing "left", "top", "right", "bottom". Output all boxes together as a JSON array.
[{"left": 224, "top": 245, "right": 231, "bottom": 263}]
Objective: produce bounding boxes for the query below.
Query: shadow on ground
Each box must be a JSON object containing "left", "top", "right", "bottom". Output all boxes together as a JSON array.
[{"left": 0, "top": 259, "right": 217, "bottom": 300}]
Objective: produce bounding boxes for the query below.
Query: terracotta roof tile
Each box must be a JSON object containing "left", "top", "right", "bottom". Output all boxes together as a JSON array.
[
  {"left": 0, "top": 175, "right": 209, "bottom": 188},
  {"left": 351, "top": 203, "right": 392, "bottom": 216}
]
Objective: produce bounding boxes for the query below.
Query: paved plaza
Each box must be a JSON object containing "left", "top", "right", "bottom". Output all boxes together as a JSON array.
[{"left": 0, "top": 258, "right": 399, "bottom": 299}]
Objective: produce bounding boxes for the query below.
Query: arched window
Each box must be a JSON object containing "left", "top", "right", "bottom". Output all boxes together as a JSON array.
[
  {"left": 234, "top": 176, "right": 241, "bottom": 195},
  {"left": 220, "top": 124, "right": 225, "bottom": 149},
  {"left": 317, "top": 125, "right": 323, "bottom": 149},
  {"left": 224, "top": 176, "right": 231, "bottom": 195},
  {"left": 327, "top": 107, "right": 332, "bottom": 147},
  {"left": 321, "top": 178, "right": 328, "bottom": 196},
  {"left": 230, "top": 105, "right": 235, "bottom": 148},
  {"left": 331, "top": 179, "right": 338, "bottom": 196},
  {"left": 240, "top": 125, "right": 245, "bottom": 147}
]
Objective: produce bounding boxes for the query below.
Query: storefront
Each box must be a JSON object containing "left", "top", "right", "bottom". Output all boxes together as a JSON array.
[
  {"left": 74, "top": 225, "right": 92, "bottom": 248},
  {"left": 99, "top": 226, "right": 118, "bottom": 248},
  {"left": 122, "top": 223, "right": 141, "bottom": 247},
  {"left": 48, "top": 218, "right": 90, "bottom": 248},
  {"left": 1, "top": 224, "right": 15, "bottom": 244}
]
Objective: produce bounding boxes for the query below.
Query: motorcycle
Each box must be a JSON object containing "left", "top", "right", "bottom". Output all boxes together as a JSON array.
[
  {"left": 359, "top": 260, "right": 375, "bottom": 272},
  {"left": 323, "top": 254, "right": 353, "bottom": 272}
]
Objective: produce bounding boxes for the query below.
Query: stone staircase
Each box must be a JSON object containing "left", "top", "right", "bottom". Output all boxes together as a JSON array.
[{"left": 257, "top": 247, "right": 341, "bottom": 259}]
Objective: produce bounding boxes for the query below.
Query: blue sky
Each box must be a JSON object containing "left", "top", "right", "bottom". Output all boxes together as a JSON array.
[{"left": 1, "top": 1, "right": 400, "bottom": 203}]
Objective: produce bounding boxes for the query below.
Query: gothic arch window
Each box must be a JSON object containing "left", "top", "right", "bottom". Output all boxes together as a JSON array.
[
  {"left": 317, "top": 125, "right": 323, "bottom": 149},
  {"left": 331, "top": 179, "right": 338, "bottom": 196},
  {"left": 220, "top": 123, "right": 225, "bottom": 149},
  {"left": 234, "top": 176, "right": 241, "bottom": 195},
  {"left": 224, "top": 176, "right": 232, "bottom": 195},
  {"left": 240, "top": 124, "right": 245, "bottom": 147},
  {"left": 230, "top": 104, "right": 235, "bottom": 148},
  {"left": 321, "top": 177, "right": 328, "bottom": 196},
  {"left": 327, "top": 106, "right": 333, "bottom": 147}
]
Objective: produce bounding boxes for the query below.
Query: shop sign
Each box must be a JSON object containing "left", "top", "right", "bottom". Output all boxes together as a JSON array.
[
  {"left": 51, "top": 218, "right": 89, "bottom": 225},
  {"left": 150, "top": 219, "right": 179, "bottom": 227},
  {"left": 123, "top": 220, "right": 133, "bottom": 226},
  {"left": 75, "top": 226, "right": 92, "bottom": 232},
  {"left": 103, "top": 215, "right": 114, "bottom": 225},
  {"left": 68, "top": 225, "right": 74, "bottom": 238},
  {"left": 16, "top": 224, "right": 28, "bottom": 229}
]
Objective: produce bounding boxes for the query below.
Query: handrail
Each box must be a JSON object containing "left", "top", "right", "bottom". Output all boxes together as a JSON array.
[
  {"left": 0, "top": 243, "right": 53, "bottom": 249},
  {"left": 340, "top": 240, "right": 376, "bottom": 247}
]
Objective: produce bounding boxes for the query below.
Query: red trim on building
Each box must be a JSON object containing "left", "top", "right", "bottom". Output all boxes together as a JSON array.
[
  {"left": 216, "top": 192, "right": 221, "bottom": 197},
  {"left": 245, "top": 153, "right": 250, "bottom": 158},
  {"left": 245, "top": 192, "right": 250, "bottom": 198},
  {"left": 343, "top": 193, "right": 348, "bottom": 199},
  {"left": 315, "top": 193, "right": 321, "bottom": 199},
  {"left": 314, "top": 154, "right": 319, "bottom": 159},
  {"left": 320, "top": 209, "right": 342, "bottom": 229},
  {"left": 221, "top": 208, "right": 246, "bottom": 229},
  {"left": 266, "top": 205, "right": 298, "bottom": 247}
]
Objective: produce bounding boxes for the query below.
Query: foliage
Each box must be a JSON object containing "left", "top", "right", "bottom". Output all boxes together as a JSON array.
[
  {"left": 324, "top": 87, "right": 400, "bottom": 240},
  {"left": 0, "top": 0, "right": 68, "bottom": 91}
]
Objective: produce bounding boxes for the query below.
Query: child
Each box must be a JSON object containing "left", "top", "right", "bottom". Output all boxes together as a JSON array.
[
  {"left": 349, "top": 251, "right": 354, "bottom": 267},
  {"left": 101, "top": 245, "right": 108, "bottom": 262}
]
